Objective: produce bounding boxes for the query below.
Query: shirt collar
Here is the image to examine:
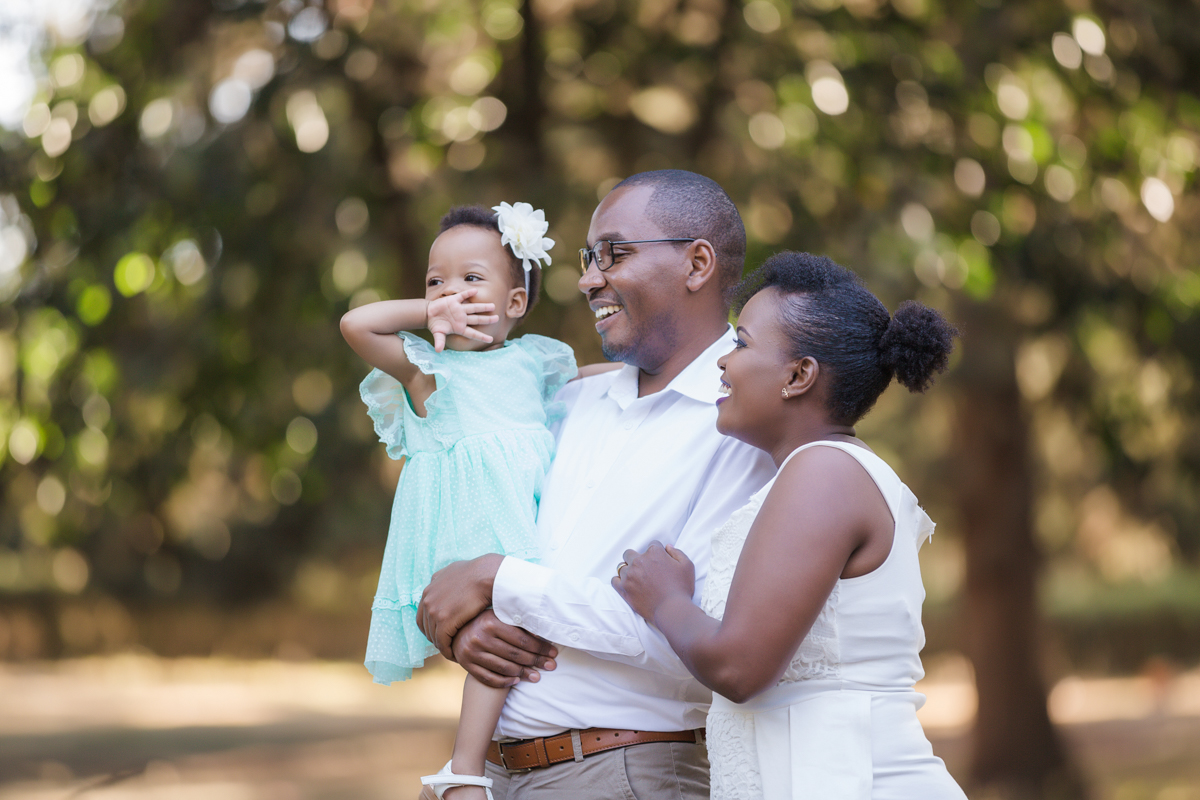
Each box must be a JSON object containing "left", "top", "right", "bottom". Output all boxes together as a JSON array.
[{"left": 607, "top": 325, "right": 736, "bottom": 409}]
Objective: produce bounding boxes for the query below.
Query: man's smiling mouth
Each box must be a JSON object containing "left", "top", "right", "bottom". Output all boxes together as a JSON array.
[{"left": 594, "top": 305, "right": 623, "bottom": 320}]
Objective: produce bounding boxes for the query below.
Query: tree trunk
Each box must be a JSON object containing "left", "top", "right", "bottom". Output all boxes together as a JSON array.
[
  {"left": 513, "top": 0, "right": 546, "bottom": 173},
  {"left": 952, "top": 299, "right": 1085, "bottom": 799}
]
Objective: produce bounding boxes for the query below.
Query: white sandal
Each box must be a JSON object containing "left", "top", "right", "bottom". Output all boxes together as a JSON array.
[{"left": 419, "top": 761, "right": 494, "bottom": 800}]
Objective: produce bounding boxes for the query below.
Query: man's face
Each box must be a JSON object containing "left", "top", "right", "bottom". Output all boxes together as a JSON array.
[{"left": 579, "top": 185, "right": 689, "bottom": 369}]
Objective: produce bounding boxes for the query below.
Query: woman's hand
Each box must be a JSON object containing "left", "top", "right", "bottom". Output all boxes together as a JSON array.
[
  {"left": 426, "top": 288, "right": 499, "bottom": 352},
  {"left": 612, "top": 542, "right": 696, "bottom": 623}
]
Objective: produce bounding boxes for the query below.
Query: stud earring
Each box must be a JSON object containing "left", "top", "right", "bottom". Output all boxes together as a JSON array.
[{"left": 781, "top": 388, "right": 790, "bottom": 399}]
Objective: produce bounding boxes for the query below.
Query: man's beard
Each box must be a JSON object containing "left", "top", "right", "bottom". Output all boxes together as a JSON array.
[
  {"left": 600, "top": 337, "right": 635, "bottom": 363},
  {"left": 599, "top": 308, "right": 679, "bottom": 371}
]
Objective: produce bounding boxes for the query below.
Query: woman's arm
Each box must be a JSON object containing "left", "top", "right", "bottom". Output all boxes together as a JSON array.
[
  {"left": 340, "top": 291, "right": 497, "bottom": 411},
  {"left": 615, "top": 446, "right": 893, "bottom": 702}
]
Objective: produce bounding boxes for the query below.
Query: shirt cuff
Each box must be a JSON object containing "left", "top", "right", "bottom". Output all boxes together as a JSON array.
[{"left": 492, "top": 556, "right": 549, "bottom": 629}]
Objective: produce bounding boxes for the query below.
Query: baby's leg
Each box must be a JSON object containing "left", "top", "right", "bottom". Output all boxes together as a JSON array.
[{"left": 443, "top": 675, "right": 508, "bottom": 800}]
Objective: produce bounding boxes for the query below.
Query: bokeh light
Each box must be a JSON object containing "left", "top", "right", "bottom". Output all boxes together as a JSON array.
[
  {"left": 286, "top": 90, "right": 329, "bottom": 152},
  {"left": 209, "top": 78, "right": 252, "bottom": 124},
  {"left": 1140, "top": 177, "right": 1175, "bottom": 222},
  {"left": 1073, "top": 17, "right": 1106, "bottom": 56},
  {"left": 140, "top": 98, "right": 174, "bottom": 140}
]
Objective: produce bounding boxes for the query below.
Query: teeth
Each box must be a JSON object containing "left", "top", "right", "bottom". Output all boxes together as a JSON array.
[
  {"left": 594, "top": 305, "right": 622, "bottom": 320},
  {"left": 718, "top": 383, "right": 730, "bottom": 395}
]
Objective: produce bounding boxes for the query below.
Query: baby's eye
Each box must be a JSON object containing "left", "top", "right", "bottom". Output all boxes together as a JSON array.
[
  {"left": 465, "top": 274, "right": 483, "bottom": 281},
  {"left": 427, "top": 278, "right": 443, "bottom": 287}
]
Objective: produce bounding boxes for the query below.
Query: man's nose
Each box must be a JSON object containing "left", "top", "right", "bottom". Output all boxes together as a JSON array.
[{"left": 578, "top": 262, "right": 605, "bottom": 294}]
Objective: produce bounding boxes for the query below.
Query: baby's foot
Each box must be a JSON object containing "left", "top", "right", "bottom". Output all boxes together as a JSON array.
[{"left": 441, "top": 786, "right": 488, "bottom": 800}]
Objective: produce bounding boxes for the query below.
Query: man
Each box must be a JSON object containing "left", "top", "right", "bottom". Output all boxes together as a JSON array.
[{"left": 418, "top": 170, "right": 776, "bottom": 799}]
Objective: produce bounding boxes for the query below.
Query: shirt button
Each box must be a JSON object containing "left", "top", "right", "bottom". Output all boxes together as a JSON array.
[
  {"left": 512, "top": 614, "right": 522, "bottom": 625},
  {"left": 569, "top": 632, "right": 581, "bottom": 643},
  {"left": 624, "top": 420, "right": 635, "bottom": 430}
]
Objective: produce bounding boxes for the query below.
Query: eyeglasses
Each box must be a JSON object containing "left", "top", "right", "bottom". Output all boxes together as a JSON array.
[{"left": 578, "top": 239, "right": 697, "bottom": 275}]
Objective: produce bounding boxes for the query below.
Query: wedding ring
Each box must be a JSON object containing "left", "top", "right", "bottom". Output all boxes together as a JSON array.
[{"left": 616, "top": 561, "right": 628, "bottom": 579}]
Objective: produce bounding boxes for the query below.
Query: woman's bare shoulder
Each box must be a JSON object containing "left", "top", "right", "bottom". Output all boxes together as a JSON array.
[{"left": 769, "top": 443, "right": 880, "bottom": 513}]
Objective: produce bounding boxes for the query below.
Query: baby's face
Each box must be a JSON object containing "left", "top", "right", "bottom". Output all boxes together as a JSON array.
[{"left": 426, "top": 225, "right": 524, "bottom": 350}]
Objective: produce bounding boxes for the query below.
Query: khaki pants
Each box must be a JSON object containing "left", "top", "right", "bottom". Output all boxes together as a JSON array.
[{"left": 485, "top": 740, "right": 710, "bottom": 800}]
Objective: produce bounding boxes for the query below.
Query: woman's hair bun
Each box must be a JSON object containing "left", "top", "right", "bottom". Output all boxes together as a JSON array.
[{"left": 878, "top": 301, "right": 958, "bottom": 393}]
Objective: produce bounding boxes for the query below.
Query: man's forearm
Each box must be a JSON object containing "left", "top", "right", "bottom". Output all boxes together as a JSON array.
[
  {"left": 418, "top": 553, "right": 505, "bottom": 658},
  {"left": 492, "top": 557, "right": 698, "bottom": 679}
]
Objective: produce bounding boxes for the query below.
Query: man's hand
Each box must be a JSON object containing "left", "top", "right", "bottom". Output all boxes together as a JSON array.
[
  {"left": 452, "top": 610, "right": 558, "bottom": 688},
  {"left": 418, "top": 554, "right": 505, "bottom": 658}
]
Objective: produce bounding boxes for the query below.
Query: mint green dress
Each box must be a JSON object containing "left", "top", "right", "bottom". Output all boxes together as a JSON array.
[{"left": 358, "top": 332, "right": 577, "bottom": 684}]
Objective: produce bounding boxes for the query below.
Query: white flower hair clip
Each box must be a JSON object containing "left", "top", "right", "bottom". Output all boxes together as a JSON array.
[{"left": 492, "top": 201, "right": 554, "bottom": 294}]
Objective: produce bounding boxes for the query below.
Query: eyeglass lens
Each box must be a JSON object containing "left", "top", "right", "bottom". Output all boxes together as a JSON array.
[{"left": 579, "top": 241, "right": 611, "bottom": 273}]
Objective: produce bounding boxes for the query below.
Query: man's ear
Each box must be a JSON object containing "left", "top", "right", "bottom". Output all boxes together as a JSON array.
[
  {"left": 506, "top": 286, "right": 528, "bottom": 319},
  {"left": 783, "top": 356, "right": 819, "bottom": 398},
  {"left": 684, "top": 239, "right": 718, "bottom": 293}
]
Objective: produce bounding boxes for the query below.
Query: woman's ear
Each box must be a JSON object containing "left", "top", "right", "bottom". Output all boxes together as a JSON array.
[
  {"left": 684, "top": 239, "right": 718, "bottom": 293},
  {"left": 783, "top": 356, "right": 819, "bottom": 398},
  {"left": 506, "top": 286, "right": 528, "bottom": 319}
]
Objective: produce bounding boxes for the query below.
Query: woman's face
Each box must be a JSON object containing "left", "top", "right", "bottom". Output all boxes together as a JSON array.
[{"left": 715, "top": 288, "right": 798, "bottom": 447}]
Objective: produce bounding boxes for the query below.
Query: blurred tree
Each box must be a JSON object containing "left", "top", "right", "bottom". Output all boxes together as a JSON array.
[{"left": 1, "top": 0, "right": 1198, "bottom": 797}]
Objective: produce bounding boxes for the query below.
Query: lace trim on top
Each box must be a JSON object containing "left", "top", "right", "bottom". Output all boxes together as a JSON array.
[
  {"left": 358, "top": 332, "right": 454, "bottom": 459},
  {"left": 699, "top": 502, "right": 758, "bottom": 621},
  {"left": 706, "top": 708, "right": 763, "bottom": 800},
  {"left": 700, "top": 478, "right": 841, "bottom": 684},
  {"left": 781, "top": 583, "right": 840, "bottom": 682}
]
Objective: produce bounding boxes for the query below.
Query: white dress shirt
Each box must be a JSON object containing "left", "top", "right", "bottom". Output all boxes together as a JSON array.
[{"left": 492, "top": 327, "right": 777, "bottom": 738}]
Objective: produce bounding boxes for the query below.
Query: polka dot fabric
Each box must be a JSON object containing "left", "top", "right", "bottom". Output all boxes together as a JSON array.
[{"left": 358, "top": 332, "right": 577, "bottom": 684}]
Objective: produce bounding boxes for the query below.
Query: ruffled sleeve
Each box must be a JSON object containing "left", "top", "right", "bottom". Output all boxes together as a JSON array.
[
  {"left": 357, "top": 332, "right": 451, "bottom": 459},
  {"left": 513, "top": 334, "right": 577, "bottom": 402}
]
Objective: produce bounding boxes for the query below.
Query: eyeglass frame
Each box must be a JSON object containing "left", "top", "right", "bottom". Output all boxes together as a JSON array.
[{"left": 578, "top": 238, "right": 698, "bottom": 274}]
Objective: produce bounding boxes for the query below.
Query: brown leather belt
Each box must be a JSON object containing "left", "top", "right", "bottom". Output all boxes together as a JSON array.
[{"left": 486, "top": 728, "right": 702, "bottom": 771}]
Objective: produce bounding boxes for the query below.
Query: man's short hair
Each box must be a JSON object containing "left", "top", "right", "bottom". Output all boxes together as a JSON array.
[{"left": 611, "top": 170, "right": 746, "bottom": 296}]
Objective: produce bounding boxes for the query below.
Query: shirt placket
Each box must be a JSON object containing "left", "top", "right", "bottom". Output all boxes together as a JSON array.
[{"left": 546, "top": 399, "right": 655, "bottom": 557}]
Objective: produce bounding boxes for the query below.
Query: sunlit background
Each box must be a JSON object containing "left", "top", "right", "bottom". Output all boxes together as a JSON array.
[{"left": 1, "top": 0, "right": 1198, "bottom": 797}]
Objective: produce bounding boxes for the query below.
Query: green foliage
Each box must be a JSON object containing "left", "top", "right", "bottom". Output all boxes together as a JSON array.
[{"left": 0, "top": 0, "right": 1197, "bottom": 613}]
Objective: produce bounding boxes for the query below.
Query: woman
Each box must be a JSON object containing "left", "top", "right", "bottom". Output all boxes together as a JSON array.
[{"left": 613, "top": 252, "right": 967, "bottom": 799}]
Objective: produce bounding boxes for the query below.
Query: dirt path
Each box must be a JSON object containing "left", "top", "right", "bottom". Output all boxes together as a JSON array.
[{"left": 2, "top": 656, "right": 1198, "bottom": 799}]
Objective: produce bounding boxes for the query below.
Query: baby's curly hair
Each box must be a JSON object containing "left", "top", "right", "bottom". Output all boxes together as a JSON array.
[
  {"left": 733, "top": 252, "right": 959, "bottom": 425},
  {"left": 438, "top": 205, "right": 542, "bottom": 319}
]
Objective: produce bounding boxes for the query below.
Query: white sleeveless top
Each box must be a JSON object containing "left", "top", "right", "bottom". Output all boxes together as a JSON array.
[{"left": 699, "top": 441, "right": 964, "bottom": 800}]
